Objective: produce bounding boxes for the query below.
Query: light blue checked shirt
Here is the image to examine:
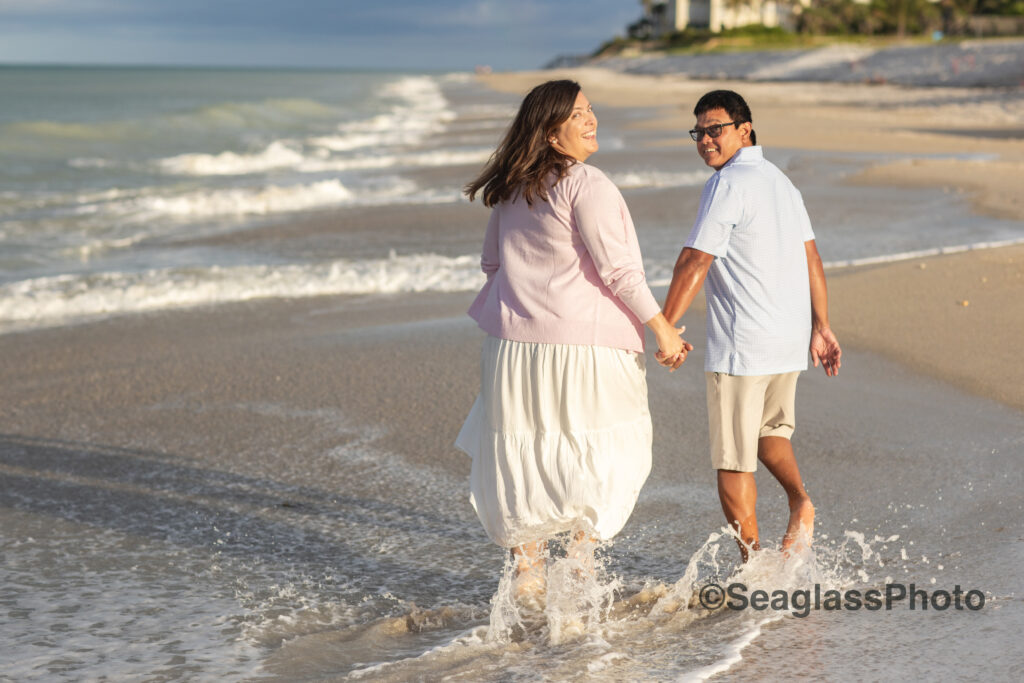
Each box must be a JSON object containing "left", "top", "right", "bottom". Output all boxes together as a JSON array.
[{"left": 685, "top": 146, "right": 815, "bottom": 375}]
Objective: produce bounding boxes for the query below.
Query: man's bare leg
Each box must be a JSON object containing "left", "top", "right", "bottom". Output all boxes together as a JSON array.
[
  {"left": 717, "top": 470, "right": 759, "bottom": 561},
  {"left": 757, "top": 436, "right": 815, "bottom": 550}
]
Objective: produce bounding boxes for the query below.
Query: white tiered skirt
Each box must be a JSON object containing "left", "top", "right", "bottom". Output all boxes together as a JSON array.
[{"left": 455, "top": 336, "right": 653, "bottom": 548}]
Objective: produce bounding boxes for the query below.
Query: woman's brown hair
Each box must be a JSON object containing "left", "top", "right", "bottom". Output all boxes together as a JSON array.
[{"left": 465, "top": 80, "right": 580, "bottom": 207}]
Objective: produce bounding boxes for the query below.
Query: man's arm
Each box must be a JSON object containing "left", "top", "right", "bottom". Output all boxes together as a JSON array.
[
  {"left": 806, "top": 239, "right": 841, "bottom": 377},
  {"left": 658, "top": 247, "right": 713, "bottom": 370},
  {"left": 664, "top": 247, "right": 714, "bottom": 326}
]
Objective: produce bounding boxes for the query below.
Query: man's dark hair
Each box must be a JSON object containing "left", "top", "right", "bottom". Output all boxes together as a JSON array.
[{"left": 693, "top": 90, "right": 756, "bottom": 146}]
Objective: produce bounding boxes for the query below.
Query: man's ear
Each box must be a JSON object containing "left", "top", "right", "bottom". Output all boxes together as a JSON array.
[{"left": 739, "top": 121, "right": 753, "bottom": 139}]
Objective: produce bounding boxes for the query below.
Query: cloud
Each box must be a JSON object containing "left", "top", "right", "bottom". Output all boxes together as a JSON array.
[
  {"left": 414, "top": 0, "right": 545, "bottom": 28},
  {"left": 0, "top": 0, "right": 641, "bottom": 69},
  {"left": 0, "top": 0, "right": 124, "bottom": 10}
]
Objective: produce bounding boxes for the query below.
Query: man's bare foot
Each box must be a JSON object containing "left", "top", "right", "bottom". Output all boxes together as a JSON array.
[{"left": 781, "top": 497, "right": 815, "bottom": 553}]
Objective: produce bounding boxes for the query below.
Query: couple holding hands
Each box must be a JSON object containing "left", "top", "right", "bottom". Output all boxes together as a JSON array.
[{"left": 455, "top": 81, "right": 843, "bottom": 596}]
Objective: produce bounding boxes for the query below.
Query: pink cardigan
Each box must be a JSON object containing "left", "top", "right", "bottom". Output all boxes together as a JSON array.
[{"left": 467, "top": 163, "right": 661, "bottom": 353}]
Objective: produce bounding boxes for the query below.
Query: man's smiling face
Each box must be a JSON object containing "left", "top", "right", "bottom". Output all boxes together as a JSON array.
[{"left": 694, "top": 107, "right": 751, "bottom": 170}]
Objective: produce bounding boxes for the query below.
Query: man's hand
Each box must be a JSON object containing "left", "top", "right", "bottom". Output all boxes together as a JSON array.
[{"left": 810, "top": 326, "right": 842, "bottom": 377}]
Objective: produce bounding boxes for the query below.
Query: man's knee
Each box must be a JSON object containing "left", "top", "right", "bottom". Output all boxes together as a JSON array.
[
  {"left": 757, "top": 435, "right": 795, "bottom": 461},
  {"left": 717, "top": 469, "right": 756, "bottom": 502}
]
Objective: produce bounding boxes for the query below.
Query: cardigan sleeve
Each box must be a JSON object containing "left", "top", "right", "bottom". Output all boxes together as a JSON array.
[
  {"left": 480, "top": 208, "right": 500, "bottom": 277},
  {"left": 572, "top": 167, "right": 661, "bottom": 325}
]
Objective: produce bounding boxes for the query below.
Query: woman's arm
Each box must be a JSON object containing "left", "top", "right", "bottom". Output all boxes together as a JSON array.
[
  {"left": 572, "top": 170, "right": 660, "bottom": 321},
  {"left": 480, "top": 209, "right": 500, "bottom": 277},
  {"left": 573, "top": 169, "right": 690, "bottom": 367}
]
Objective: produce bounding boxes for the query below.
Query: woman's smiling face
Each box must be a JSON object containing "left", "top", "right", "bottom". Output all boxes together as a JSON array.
[{"left": 550, "top": 91, "right": 597, "bottom": 162}]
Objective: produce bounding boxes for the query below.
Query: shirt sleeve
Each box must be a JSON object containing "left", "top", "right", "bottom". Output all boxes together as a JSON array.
[
  {"left": 572, "top": 168, "right": 661, "bottom": 324},
  {"left": 685, "top": 175, "right": 741, "bottom": 258},
  {"left": 794, "top": 187, "right": 816, "bottom": 242},
  {"left": 480, "top": 208, "right": 500, "bottom": 277}
]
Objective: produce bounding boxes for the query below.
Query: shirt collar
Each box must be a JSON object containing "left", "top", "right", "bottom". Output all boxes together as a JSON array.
[{"left": 720, "top": 145, "right": 763, "bottom": 171}]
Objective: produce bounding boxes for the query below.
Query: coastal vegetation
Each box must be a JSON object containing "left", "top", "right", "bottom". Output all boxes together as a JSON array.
[{"left": 598, "top": 0, "right": 1024, "bottom": 56}]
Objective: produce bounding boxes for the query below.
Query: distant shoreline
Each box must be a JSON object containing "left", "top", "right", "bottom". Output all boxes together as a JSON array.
[
  {"left": 576, "top": 37, "right": 1024, "bottom": 89},
  {"left": 0, "top": 63, "right": 438, "bottom": 74}
]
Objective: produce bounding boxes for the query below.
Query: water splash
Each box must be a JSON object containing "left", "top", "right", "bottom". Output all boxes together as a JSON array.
[
  {"left": 484, "top": 527, "right": 624, "bottom": 646},
  {"left": 652, "top": 525, "right": 905, "bottom": 681},
  {"left": 650, "top": 525, "right": 886, "bottom": 620},
  {"left": 248, "top": 522, "right": 913, "bottom": 680}
]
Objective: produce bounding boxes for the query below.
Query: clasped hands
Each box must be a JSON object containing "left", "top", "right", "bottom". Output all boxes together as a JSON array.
[{"left": 655, "top": 325, "right": 694, "bottom": 373}]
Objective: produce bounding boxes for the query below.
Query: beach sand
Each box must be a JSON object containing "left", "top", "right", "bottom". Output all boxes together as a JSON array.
[{"left": 829, "top": 243, "right": 1024, "bottom": 412}]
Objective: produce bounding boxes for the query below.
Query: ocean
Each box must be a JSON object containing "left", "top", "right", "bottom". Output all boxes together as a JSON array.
[
  {"left": 1, "top": 66, "right": 1022, "bottom": 681},
  {"left": 3, "top": 66, "right": 1023, "bottom": 335}
]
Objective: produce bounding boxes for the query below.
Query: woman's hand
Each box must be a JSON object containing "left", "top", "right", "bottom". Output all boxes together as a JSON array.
[{"left": 647, "top": 314, "right": 694, "bottom": 372}]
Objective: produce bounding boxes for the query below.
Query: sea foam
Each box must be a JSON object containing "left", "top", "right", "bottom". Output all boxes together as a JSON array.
[
  {"left": 311, "top": 75, "right": 455, "bottom": 153},
  {"left": 157, "top": 140, "right": 306, "bottom": 176},
  {"left": 152, "top": 145, "right": 490, "bottom": 177},
  {"left": 609, "top": 169, "right": 711, "bottom": 189},
  {"left": 12, "top": 236, "right": 1022, "bottom": 333},
  {"left": 0, "top": 252, "right": 485, "bottom": 332},
  {"left": 147, "top": 75, "right": 462, "bottom": 179},
  {"left": 77, "top": 176, "right": 460, "bottom": 222}
]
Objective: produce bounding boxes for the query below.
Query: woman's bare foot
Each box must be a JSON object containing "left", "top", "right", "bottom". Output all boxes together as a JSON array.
[
  {"left": 566, "top": 531, "right": 597, "bottom": 580},
  {"left": 781, "top": 497, "right": 815, "bottom": 553},
  {"left": 512, "top": 542, "right": 547, "bottom": 608}
]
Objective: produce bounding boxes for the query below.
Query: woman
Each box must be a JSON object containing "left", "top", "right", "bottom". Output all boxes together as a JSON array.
[{"left": 456, "top": 80, "right": 689, "bottom": 595}]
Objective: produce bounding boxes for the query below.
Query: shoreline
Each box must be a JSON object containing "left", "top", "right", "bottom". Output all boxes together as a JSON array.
[
  {"left": 586, "top": 39, "right": 1024, "bottom": 88},
  {"left": 2, "top": 251, "right": 1021, "bottom": 680},
  {"left": 2, "top": 238, "right": 1020, "bottom": 415}
]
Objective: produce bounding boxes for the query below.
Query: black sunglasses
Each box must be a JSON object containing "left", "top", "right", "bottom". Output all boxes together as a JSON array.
[{"left": 689, "top": 121, "right": 740, "bottom": 141}]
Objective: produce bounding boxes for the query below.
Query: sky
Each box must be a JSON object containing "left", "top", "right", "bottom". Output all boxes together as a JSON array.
[{"left": 0, "top": 0, "right": 642, "bottom": 71}]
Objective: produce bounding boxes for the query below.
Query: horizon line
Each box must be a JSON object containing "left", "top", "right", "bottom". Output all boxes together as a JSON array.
[{"left": 0, "top": 60, "right": 491, "bottom": 74}]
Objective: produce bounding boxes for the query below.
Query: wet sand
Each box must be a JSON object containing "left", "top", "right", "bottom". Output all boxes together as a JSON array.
[{"left": 0, "top": 293, "right": 481, "bottom": 477}]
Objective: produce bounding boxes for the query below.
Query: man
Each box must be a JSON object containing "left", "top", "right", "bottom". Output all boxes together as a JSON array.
[{"left": 662, "top": 90, "right": 842, "bottom": 561}]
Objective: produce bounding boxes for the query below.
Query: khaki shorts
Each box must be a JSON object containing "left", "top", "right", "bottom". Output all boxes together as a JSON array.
[{"left": 705, "top": 371, "right": 799, "bottom": 473}]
